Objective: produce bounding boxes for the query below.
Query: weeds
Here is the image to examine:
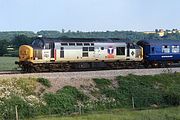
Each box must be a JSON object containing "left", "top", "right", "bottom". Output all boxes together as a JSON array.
[{"left": 37, "top": 78, "right": 51, "bottom": 88}]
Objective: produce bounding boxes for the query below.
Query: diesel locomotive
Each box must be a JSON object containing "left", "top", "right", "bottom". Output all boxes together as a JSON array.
[{"left": 16, "top": 37, "right": 143, "bottom": 72}]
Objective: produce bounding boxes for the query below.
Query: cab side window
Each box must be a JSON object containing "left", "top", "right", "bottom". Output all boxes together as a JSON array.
[
  {"left": 116, "top": 47, "right": 125, "bottom": 55},
  {"left": 45, "top": 43, "right": 50, "bottom": 49},
  {"left": 32, "top": 39, "right": 44, "bottom": 48}
]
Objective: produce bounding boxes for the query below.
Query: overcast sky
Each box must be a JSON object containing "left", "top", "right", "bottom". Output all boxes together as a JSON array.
[{"left": 0, "top": 0, "right": 180, "bottom": 32}]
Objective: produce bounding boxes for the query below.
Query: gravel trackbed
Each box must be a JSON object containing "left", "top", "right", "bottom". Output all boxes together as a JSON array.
[{"left": 0, "top": 68, "right": 179, "bottom": 92}]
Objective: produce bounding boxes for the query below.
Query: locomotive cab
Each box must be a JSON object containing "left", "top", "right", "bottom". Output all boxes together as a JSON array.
[
  {"left": 19, "top": 45, "right": 33, "bottom": 62},
  {"left": 15, "top": 44, "right": 34, "bottom": 72},
  {"left": 127, "top": 43, "right": 143, "bottom": 61}
]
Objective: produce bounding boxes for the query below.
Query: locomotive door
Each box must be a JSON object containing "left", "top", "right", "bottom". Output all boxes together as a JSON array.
[
  {"left": 95, "top": 47, "right": 105, "bottom": 59},
  {"left": 60, "top": 47, "right": 64, "bottom": 58},
  {"left": 50, "top": 42, "right": 55, "bottom": 59},
  {"left": 127, "top": 43, "right": 130, "bottom": 57},
  {"left": 95, "top": 47, "right": 100, "bottom": 59}
]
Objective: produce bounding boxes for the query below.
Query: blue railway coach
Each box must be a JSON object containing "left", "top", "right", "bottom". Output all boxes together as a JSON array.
[{"left": 137, "top": 40, "right": 180, "bottom": 67}]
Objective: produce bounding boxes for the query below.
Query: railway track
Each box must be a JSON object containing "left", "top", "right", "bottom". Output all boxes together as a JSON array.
[
  {"left": 0, "top": 63, "right": 180, "bottom": 76},
  {"left": 0, "top": 71, "right": 21, "bottom": 75},
  {"left": 0, "top": 67, "right": 180, "bottom": 76}
]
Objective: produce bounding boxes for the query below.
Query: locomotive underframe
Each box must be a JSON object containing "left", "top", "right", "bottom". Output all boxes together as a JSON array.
[
  {"left": 17, "top": 60, "right": 142, "bottom": 72},
  {"left": 16, "top": 60, "right": 180, "bottom": 73}
]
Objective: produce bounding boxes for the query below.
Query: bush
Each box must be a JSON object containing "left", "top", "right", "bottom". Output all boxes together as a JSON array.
[
  {"left": 116, "top": 74, "right": 165, "bottom": 107},
  {"left": 43, "top": 86, "right": 88, "bottom": 115},
  {"left": 95, "top": 73, "right": 180, "bottom": 109},
  {"left": 163, "top": 93, "right": 180, "bottom": 106},
  {"left": 57, "top": 86, "right": 88, "bottom": 102},
  {"left": 43, "top": 93, "right": 76, "bottom": 114},
  {"left": 0, "top": 96, "right": 36, "bottom": 119},
  {"left": 93, "top": 78, "right": 111, "bottom": 89},
  {"left": 37, "top": 78, "right": 51, "bottom": 88}
]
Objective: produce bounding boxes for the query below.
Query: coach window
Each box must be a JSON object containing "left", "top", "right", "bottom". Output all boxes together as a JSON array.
[
  {"left": 84, "top": 43, "right": 90, "bottom": 46},
  {"left": 77, "top": 43, "right": 83, "bottom": 46},
  {"left": 162, "top": 45, "right": 170, "bottom": 53},
  {"left": 45, "top": 43, "right": 50, "bottom": 49},
  {"left": 69, "top": 43, "right": 75, "bottom": 46},
  {"left": 83, "top": 47, "right": 88, "bottom": 51},
  {"left": 172, "top": 45, "right": 179, "bottom": 53},
  {"left": 91, "top": 43, "right": 94, "bottom": 46},
  {"left": 152, "top": 47, "right": 155, "bottom": 53},
  {"left": 82, "top": 53, "right": 88, "bottom": 57},
  {"left": 61, "top": 43, "right": 68, "bottom": 46},
  {"left": 89, "top": 47, "right": 94, "bottom": 51},
  {"left": 116, "top": 47, "right": 125, "bottom": 55},
  {"left": 82, "top": 47, "right": 89, "bottom": 57}
]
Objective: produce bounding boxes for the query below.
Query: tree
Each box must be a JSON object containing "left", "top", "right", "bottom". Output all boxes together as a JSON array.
[
  {"left": 37, "top": 30, "right": 61, "bottom": 38},
  {"left": 0, "top": 40, "right": 8, "bottom": 56},
  {"left": 12, "top": 35, "right": 34, "bottom": 48}
]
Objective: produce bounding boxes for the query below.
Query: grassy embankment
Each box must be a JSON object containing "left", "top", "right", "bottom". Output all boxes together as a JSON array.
[
  {"left": 0, "top": 57, "right": 18, "bottom": 71},
  {"left": 30, "top": 106, "right": 180, "bottom": 120},
  {"left": 0, "top": 73, "right": 180, "bottom": 119}
]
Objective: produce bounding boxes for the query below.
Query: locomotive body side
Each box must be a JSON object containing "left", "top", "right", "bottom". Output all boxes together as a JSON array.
[{"left": 16, "top": 38, "right": 143, "bottom": 72}]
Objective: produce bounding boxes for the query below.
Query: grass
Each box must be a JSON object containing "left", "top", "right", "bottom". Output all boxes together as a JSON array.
[
  {"left": 28, "top": 106, "right": 180, "bottom": 120},
  {"left": 0, "top": 57, "right": 18, "bottom": 71},
  {"left": 93, "top": 78, "right": 112, "bottom": 88},
  {"left": 37, "top": 78, "right": 52, "bottom": 88},
  {"left": 0, "top": 77, "right": 37, "bottom": 96}
]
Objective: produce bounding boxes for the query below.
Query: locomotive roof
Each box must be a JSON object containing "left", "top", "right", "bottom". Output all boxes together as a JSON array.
[
  {"left": 39, "top": 37, "right": 132, "bottom": 43},
  {"left": 137, "top": 39, "right": 180, "bottom": 46}
]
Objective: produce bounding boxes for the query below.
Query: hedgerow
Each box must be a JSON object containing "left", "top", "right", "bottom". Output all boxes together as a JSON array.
[
  {"left": 43, "top": 86, "right": 88, "bottom": 115},
  {"left": 98, "top": 73, "right": 180, "bottom": 108}
]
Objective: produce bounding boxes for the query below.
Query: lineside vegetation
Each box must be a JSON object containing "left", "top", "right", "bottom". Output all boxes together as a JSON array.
[{"left": 0, "top": 73, "right": 179, "bottom": 119}]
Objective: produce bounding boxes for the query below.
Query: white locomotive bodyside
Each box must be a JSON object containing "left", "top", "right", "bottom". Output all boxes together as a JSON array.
[{"left": 34, "top": 41, "right": 143, "bottom": 63}]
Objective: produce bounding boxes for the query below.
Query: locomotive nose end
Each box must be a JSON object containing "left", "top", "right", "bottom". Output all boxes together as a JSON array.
[{"left": 19, "top": 45, "right": 33, "bottom": 62}]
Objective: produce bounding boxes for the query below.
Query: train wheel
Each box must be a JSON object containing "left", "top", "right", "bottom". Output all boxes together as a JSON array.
[
  {"left": 22, "top": 65, "right": 30, "bottom": 73},
  {"left": 59, "top": 63, "right": 71, "bottom": 72},
  {"left": 160, "top": 62, "right": 168, "bottom": 68},
  {"left": 30, "top": 67, "right": 37, "bottom": 73},
  {"left": 151, "top": 63, "right": 158, "bottom": 68},
  {"left": 134, "top": 62, "right": 141, "bottom": 69},
  {"left": 63, "top": 64, "right": 71, "bottom": 71},
  {"left": 144, "top": 62, "right": 150, "bottom": 68}
]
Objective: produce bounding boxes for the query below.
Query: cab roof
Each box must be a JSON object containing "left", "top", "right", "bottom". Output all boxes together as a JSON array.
[{"left": 38, "top": 37, "right": 132, "bottom": 43}]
